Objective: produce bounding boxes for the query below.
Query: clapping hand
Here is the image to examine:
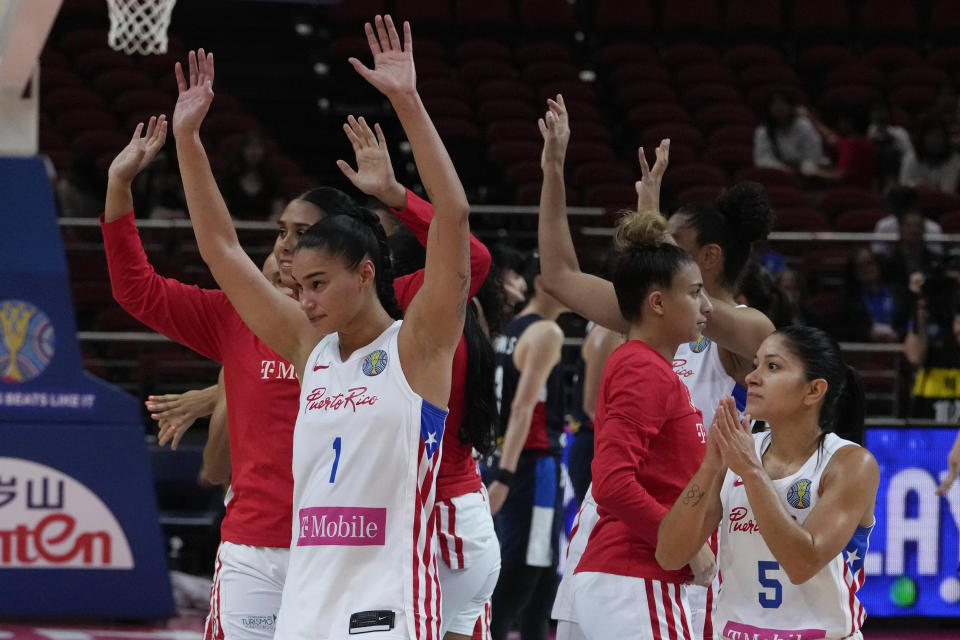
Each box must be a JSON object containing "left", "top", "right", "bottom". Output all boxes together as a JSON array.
[
  {"left": 172, "top": 49, "right": 215, "bottom": 138},
  {"left": 713, "top": 395, "right": 758, "bottom": 477},
  {"left": 349, "top": 15, "right": 416, "bottom": 100},
  {"left": 108, "top": 116, "right": 167, "bottom": 185}
]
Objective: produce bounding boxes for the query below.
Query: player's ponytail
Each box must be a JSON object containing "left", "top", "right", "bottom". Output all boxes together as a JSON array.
[
  {"left": 296, "top": 208, "right": 402, "bottom": 319},
  {"left": 775, "top": 326, "right": 865, "bottom": 446},
  {"left": 460, "top": 303, "right": 498, "bottom": 455}
]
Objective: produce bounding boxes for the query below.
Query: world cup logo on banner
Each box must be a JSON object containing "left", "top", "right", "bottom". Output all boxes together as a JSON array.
[{"left": 0, "top": 300, "right": 55, "bottom": 383}]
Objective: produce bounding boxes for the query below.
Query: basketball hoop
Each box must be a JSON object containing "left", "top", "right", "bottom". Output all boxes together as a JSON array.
[{"left": 106, "top": 0, "right": 177, "bottom": 56}]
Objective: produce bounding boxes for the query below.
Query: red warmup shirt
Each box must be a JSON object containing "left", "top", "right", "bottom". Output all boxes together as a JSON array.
[
  {"left": 392, "top": 191, "right": 490, "bottom": 501},
  {"left": 100, "top": 190, "right": 489, "bottom": 546},
  {"left": 576, "top": 340, "right": 706, "bottom": 584}
]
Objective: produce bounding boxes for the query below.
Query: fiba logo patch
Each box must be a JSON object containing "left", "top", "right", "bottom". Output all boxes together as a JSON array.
[
  {"left": 689, "top": 335, "right": 711, "bottom": 353},
  {"left": 0, "top": 300, "right": 55, "bottom": 384},
  {"left": 787, "top": 478, "right": 813, "bottom": 509},
  {"left": 361, "top": 349, "right": 388, "bottom": 376}
]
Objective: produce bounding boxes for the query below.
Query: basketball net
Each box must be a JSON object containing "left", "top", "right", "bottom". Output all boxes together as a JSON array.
[{"left": 106, "top": 0, "right": 176, "bottom": 55}]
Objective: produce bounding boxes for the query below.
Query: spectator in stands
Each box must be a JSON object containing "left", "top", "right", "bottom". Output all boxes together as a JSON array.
[
  {"left": 735, "top": 261, "right": 797, "bottom": 329},
  {"left": 872, "top": 186, "right": 944, "bottom": 258},
  {"left": 139, "top": 150, "right": 188, "bottom": 220},
  {"left": 753, "top": 91, "right": 826, "bottom": 175},
  {"left": 774, "top": 267, "right": 809, "bottom": 325},
  {"left": 798, "top": 105, "right": 877, "bottom": 188},
  {"left": 491, "top": 244, "right": 530, "bottom": 321},
  {"left": 888, "top": 207, "right": 939, "bottom": 287},
  {"left": 220, "top": 131, "right": 284, "bottom": 220},
  {"left": 868, "top": 99, "right": 914, "bottom": 191},
  {"left": 925, "top": 82, "right": 960, "bottom": 150},
  {"left": 828, "top": 246, "right": 908, "bottom": 343},
  {"left": 904, "top": 270, "right": 960, "bottom": 424},
  {"left": 899, "top": 120, "right": 960, "bottom": 194}
]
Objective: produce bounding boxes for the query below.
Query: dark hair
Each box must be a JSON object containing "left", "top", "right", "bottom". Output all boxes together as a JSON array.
[
  {"left": 915, "top": 119, "right": 952, "bottom": 164},
  {"left": 884, "top": 185, "right": 918, "bottom": 220},
  {"left": 296, "top": 186, "right": 360, "bottom": 219},
  {"left": 296, "top": 210, "right": 402, "bottom": 319},
  {"left": 610, "top": 210, "right": 695, "bottom": 322},
  {"left": 461, "top": 303, "right": 499, "bottom": 455},
  {"left": 474, "top": 264, "right": 506, "bottom": 337},
  {"left": 674, "top": 182, "right": 774, "bottom": 289},
  {"left": 774, "top": 325, "right": 865, "bottom": 445},
  {"left": 737, "top": 261, "right": 796, "bottom": 329}
]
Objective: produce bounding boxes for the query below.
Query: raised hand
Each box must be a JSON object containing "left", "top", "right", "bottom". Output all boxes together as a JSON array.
[
  {"left": 146, "top": 387, "right": 215, "bottom": 450},
  {"left": 348, "top": 15, "right": 416, "bottom": 100},
  {"left": 636, "top": 138, "right": 670, "bottom": 213},
  {"left": 713, "top": 396, "right": 758, "bottom": 477},
  {"left": 172, "top": 48, "right": 215, "bottom": 138},
  {"left": 336, "top": 115, "right": 407, "bottom": 208},
  {"left": 538, "top": 94, "right": 570, "bottom": 169},
  {"left": 108, "top": 116, "right": 168, "bottom": 185}
]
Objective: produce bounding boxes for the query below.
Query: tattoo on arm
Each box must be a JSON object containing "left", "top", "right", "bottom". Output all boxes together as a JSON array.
[
  {"left": 682, "top": 484, "right": 705, "bottom": 507},
  {"left": 455, "top": 271, "right": 468, "bottom": 318}
]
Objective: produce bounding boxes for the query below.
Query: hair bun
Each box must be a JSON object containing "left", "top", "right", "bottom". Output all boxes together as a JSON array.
[
  {"left": 716, "top": 182, "right": 774, "bottom": 244},
  {"left": 614, "top": 208, "right": 670, "bottom": 249}
]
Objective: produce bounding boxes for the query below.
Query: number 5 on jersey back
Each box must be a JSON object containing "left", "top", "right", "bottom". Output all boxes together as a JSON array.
[
  {"left": 758, "top": 560, "right": 782, "bottom": 608},
  {"left": 330, "top": 436, "right": 342, "bottom": 483}
]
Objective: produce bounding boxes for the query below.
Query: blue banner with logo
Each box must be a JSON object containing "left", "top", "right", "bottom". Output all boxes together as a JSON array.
[{"left": 0, "top": 157, "right": 173, "bottom": 617}]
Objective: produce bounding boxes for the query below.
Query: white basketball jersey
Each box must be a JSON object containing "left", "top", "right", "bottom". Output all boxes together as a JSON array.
[
  {"left": 716, "top": 432, "right": 874, "bottom": 640},
  {"left": 673, "top": 333, "right": 742, "bottom": 430},
  {"left": 275, "top": 321, "right": 447, "bottom": 640}
]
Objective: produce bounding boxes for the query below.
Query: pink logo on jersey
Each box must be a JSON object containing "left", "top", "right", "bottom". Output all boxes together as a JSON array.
[
  {"left": 721, "top": 621, "right": 826, "bottom": 640},
  {"left": 305, "top": 386, "right": 379, "bottom": 412},
  {"left": 297, "top": 507, "right": 386, "bottom": 546},
  {"left": 728, "top": 506, "right": 761, "bottom": 535},
  {"left": 673, "top": 358, "right": 694, "bottom": 378}
]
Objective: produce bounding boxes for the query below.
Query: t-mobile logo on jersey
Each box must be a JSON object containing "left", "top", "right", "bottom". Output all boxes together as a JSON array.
[
  {"left": 695, "top": 422, "right": 706, "bottom": 443},
  {"left": 260, "top": 359, "right": 296, "bottom": 380},
  {"left": 297, "top": 507, "right": 386, "bottom": 546}
]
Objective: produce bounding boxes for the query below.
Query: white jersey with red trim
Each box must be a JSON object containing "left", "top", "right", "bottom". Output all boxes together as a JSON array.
[
  {"left": 275, "top": 321, "right": 447, "bottom": 640},
  {"left": 716, "top": 432, "right": 873, "bottom": 640}
]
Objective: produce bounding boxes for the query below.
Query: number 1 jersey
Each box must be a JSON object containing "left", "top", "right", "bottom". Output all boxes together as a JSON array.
[{"left": 275, "top": 321, "right": 447, "bottom": 640}]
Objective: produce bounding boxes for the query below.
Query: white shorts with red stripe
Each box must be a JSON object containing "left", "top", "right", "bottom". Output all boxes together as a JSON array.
[
  {"left": 571, "top": 572, "right": 694, "bottom": 640},
  {"left": 203, "top": 541, "right": 289, "bottom": 640},
  {"left": 435, "top": 489, "right": 501, "bottom": 635},
  {"left": 551, "top": 490, "right": 599, "bottom": 623}
]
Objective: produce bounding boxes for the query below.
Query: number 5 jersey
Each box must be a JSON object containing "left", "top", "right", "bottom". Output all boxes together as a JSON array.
[{"left": 275, "top": 320, "right": 447, "bottom": 640}]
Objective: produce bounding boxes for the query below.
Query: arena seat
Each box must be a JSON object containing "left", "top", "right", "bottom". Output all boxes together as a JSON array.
[
  {"left": 723, "top": 44, "right": 785, "bottom": 70},
  {"left": 835, "top": 209, "right": 887, "bottom": 232},
  {"left": 661, "top": 163, "right": 727, "bottom": 193},
  {"left": 661, "top": 0, "right": 721, "bottom": 35},
  {"left": 723, "top": 0, "right": 783, "bottom": 37},
  {"left": 773, "top": 208, "right": 832, "bottom": 232},
  {"left": 734, "top": 166, "right": 799, "bottom": 188},
  {"left": 858, "top": 0, "right": 918, "bottom": 40},
  {"left": 683, "top": 83, "right": 743, "bottom": 110},
  {"left": 594, "top": 0, "right": 655, "bottom": 34}
]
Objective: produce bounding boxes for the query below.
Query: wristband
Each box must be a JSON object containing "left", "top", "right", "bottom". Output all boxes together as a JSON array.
[{"left": 496, "top": 469, "right": 515, "bottom": 487}]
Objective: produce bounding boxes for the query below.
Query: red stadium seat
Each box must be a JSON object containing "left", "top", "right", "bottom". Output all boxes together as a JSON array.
[
  {"left": 723, "top": 44, "right": 784, "bottom": 70},
  {"left": 574, "top": 162, "right": 635, "bottom": 188},
  {"left": 55, "top": 109, "right": 119, "bottom": 134},
  {"left": 695, "top": 104, "right": 756, "bottom": 130},
  {"left": 820, "top": 85, "right": 881, "bottom": 111},
  {"left": 522, "top": 61, "right": 580, "bottom": 84},
  {"left": 796, "top": 45, "right": 858, "bottom": 73},
  {"left": 515, "top": 182, "right": 577, "bottom": 206},
  {"left": 461, "top": 58, "right": 518, "bottom": 83},
  {"left": 200, "top": 113, "right": 259, "bottom": 137},
  {"left": 457, "top": 39, "right": 510, "bottom": 62},
  {"left": 595, "top": 0, "right": 655, "bottom": 33},
  {"left": 40, "top": 49, "right": 69, "bottom": 69},
  {"left": 615, "top": 83, "right": 680, "bottom": 108},
  {"left": 39, "top": 67, "right": 84, "bottom": 91},
  {"left": 639, "top": 123, "right": 704, "bottom": 150},
  {"left": 519, "top": 0, "right": 577, "bottom": 31},
  {"left": 734, "top": 166, "right": 799, "bottom": 188},
  {"left": 889, "top": 66, "right": 949, "bottom": 88},
  {"left": 563, "top": 99, "right": 603, "bottom": 123},
  {"left": 666, "top": 143, "right": 699, "bottom": 167},
  {"left": 938, "top": 210, "right": 960, "bottom": 232},
  {"left": 584, "top": 184, "right": 638, "bottom": 210},
  {"left": 661, "top": 43, "right": 720, "bottom": 68},
  {"left": 114, "top": 89, "right": 173, "bottom": 113},
  {"left": 626, "top": 103, "right": 692, "bottom": 130},
  {"left": 75, "top": 48, "right": 136, "bottom": 75},
  {"left": 39, "top": 129, "right": 66, "bottom": 153},
  {"left": 820, "top": 188, "right": 883, "bottom": 218},
  {"left": 71, "top": 130, "right": 130, "bottom": 157},
  {"left": 662, "top": 163, "right": 727, "bottom": 192},
  {"left": 835, "top": 209, "right": 887, "bottom": 232},
  {"left": 455, "top": 0, "right": 513, "bottom": 28},
  {"left": 395, "top": 0, "right": 453, "bottom": 25},
  {"left": 661, "top": 0, "right": 721, "bottom": 34},
  {"left": 763, "top": 186, "right": 811, "bottom": 209},
  {"left": 421, "top": 97, "right": 473, "bottom": 120},
  {"left": 419, "top": 78, "right": 471, "bottom": 103},
  {"left": 889, "top": 85, "right": 938, "bottom": 112},
  {"left": 327, "top": 0, "right": 386, "bottom": 23},
  {"left": 539, "top": 81, "right": 597, "bottom": 105},
  {"left": 862, "top": 45, "right": 923, "bottom": 71},
  {"left": 824, "top": 64, "right": 885, "bottom": 88},
  {"left": 683, "top": 83, "right": 743, "bottom": 109},
  {"left": 517, "top": 41, "right": 574, "bottom": 62},
  {"left": 488, "top": 140, "right": 541, "bottom": 164},
  {"left": 929, "top": 46, "right": 960, "bottom": 71},
  {"left": 328, "top": 36, "right": 373, "bottom": 61},
  {"left": 709, "top": 125, "right": 756, "bottom": 146},
  {"left": 724, "top": 0, "right": 782, "bottom": 35},
  {"left": 504, "top": 161, "right": 542, "bottom": 186},
  {"left": 701, "top": 144, "right": 754, "bottom": 174},
  {"left": 43, "top": 87, "right": 105, "bottom": 113},
  {"left": 565, "top": 141, "right": 617, "bottom": 165},
  {"left": 858, "top": 0, "right": 918, "bottom": 39},
  {"left": 476, "top": 79, "right": 534, "bottom": 103},
  {"left": 93, "top": 68, "right": 154, "bottom": 97},
  {"left": 791, "top": 0, "right": 850, "bottom": 36},
  {"left": 773, "top": 208, "right": 831, "bottom": 232},
  {"left": 59, "top": 29, "right": 110, "bottom": 53},
  {"left": 594, "top": 43, "right": 658, "bottom": 68},
  {"left": 676, "top": 63, "right": 737, "bottom": 87},
  {"left": 676, "top": 185, "right": 724, "bottom": 206},
  {"left": 610, "top": 63, "right": 672, "bottom": 86},
  {"left": 740, "top": 64, "right": 802, "bottom": 89},
  {"left": 478, "top": 99, "right": 537, "bottom": 123},
  {"left": 916, "top": 188, "right": 960, "bottom": 217},
  {"left": 746, "top": 85, "right": 808, "bottom": 111},
  {"left": 570, "top": 121, "right": 613, "bottom": 145},
  {"left": 930, "top": 0, "right": 960, "bottom": 38},
  {"left": 487, "top": 120, "right": 540, "bottom": 143}
]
